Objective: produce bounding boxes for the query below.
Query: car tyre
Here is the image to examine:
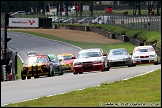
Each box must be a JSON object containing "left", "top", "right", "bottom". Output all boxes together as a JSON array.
[
  {"left": 21, "top": 71, "right": 26, "bottom": 80},
  {"left": 79, "top": 72, "right": 83, "bottom": 74},
  {"left": 34, "top": 75, "right": 39, "bottom": 78},
  {"left": 59, "top": 69, "right": 64, "bottom": 75},
  {"left": 27, "top": 76, "right": 31, "bottom": 79},
  {"left": 128, "top": 63, "right": 133, "bottom": 67},
  {"left": 73, "top": 72, "right": 78, "bottom": 75}
]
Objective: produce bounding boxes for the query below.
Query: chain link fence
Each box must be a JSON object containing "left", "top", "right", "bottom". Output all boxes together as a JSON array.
[{"left": 1, "top": 10, "right": 161, "bottom": 32}]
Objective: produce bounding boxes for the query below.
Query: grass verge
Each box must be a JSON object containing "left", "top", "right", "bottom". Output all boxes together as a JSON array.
[{"left": 4, "top": 69, "right": 161, "bottom": 107}]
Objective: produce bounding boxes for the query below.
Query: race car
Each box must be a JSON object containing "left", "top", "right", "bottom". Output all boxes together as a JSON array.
[
  {"left": 48, "top": 54, "right": 64, "bottom": 75},
  {"left": 73, "top": 48, "right": 110, "bottom": 74},
  {"left": 57, "top": 53, "right": 76, "bottom": 72},
  {"left": 130, "top": 45, "right": 158, "bottom": 66},
  {"left": 21, "top": 52, "right": 55, "bottom": 80},
  {"left": 107, "top": 48, "right": 132, "bottom": 67}
]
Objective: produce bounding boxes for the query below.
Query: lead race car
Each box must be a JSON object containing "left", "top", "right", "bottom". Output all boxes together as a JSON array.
[
  {"left": 73, "top": 48, "right": 110, "bottom": 74},
  {"left": 21, "top": 51, "right": 55, "bottom": 80}
]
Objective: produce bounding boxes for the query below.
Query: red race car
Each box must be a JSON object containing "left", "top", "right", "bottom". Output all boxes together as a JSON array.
[{"left": 57, "top": 53, "right": 76, "bottom": 72}]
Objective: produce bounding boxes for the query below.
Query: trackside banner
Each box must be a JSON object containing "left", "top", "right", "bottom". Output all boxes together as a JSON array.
[{"left": 9, "top": 18, "right": 39, "bottom": 27}]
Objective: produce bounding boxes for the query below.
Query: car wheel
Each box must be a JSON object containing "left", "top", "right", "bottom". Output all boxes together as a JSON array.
[
  {"left": 34, "top": 75, "right": 39, "bottom": 78},
  {"left": 21, "top": 71, "right": 26, "bottom": 80},
  {"left": 105, "top": 65, "right": 110, "bottom": 71},
  {"left": 59, "top": 70, "right": 64, "bottom": 75},
  {"left": 103, "top": 64, "right": 110, "bottom": 71},
  {"left": 73, "top": 72, "right": 78, "bottom": 75},
  {"left": 27, "top": 76, "right": 31, "bottom": 79},
  {"left": 79, "top": 72, "right": 83, "bottom": 74},
  {"left": 128, "top": 63, "right": 132, "bottom": 67}
]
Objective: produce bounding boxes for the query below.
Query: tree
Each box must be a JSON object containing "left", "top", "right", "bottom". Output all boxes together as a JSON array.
[
  {"left": 156, "top": 1, "right": 161, "bottom": 15},
  {"left": 90, "top": 1, "right": 93, "bottom": 17},
  {"left": 147, "top": 1, "right": 155, "bottom": 14}
]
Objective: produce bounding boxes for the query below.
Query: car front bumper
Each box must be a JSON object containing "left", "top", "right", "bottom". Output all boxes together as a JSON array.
[
  {"left": 73, "top": 63, "right": 105, "bottom": 73},
  {"left": 109, "top": 60, "right": 130, "bottom": 66},
  {"left": 132, "top": 57, "right": 157, "bottom": 65}
]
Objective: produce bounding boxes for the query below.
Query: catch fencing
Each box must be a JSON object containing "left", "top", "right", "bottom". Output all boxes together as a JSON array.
[{"left": 1, "top": 11, "right": 161, "bottom": 32}]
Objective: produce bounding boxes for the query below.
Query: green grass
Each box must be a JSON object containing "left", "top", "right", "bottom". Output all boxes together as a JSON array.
[
  {"left": 4, "top": 69, "right": 161, "bottom": 107},
  {"left": 16, "top": 57, "right": 22, "bottom": 80}
]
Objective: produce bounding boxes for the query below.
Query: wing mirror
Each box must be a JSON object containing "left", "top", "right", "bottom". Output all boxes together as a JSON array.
[
  {"left": 72, "top": 56, "right": 76, "bottom": 59},
  {"left": 103, "top": 53, "right": 107, "bottom": 56},
  {"left": 155, "top": 50, "right": 158, "bottom": 52}
]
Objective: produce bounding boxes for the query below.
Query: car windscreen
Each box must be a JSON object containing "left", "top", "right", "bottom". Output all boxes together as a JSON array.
[
  {"left": 77, "top": 51, "right": 102, "bottom": 58},
  {"left": 58, "top": 55, "right": 73, "bottom": 60},
  {"left": 134, "top": 47, "right": 154, "bottom": 53},
  {"left": 110, "top": 49, "right": 127, "bottom": 55}
]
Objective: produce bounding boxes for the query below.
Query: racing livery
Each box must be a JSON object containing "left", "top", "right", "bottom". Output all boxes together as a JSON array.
[
  {"left": 21, "top": 52, "right": 55, "bottom": 80},
  {"left": 73, "top": 48, "right": 110, "bottom": 74},
  {"left": 57, "top": 53, "right": 76, "bottom": 72},
  {"left": 130, "top": 45, "right": 158, "bottom": 66}
]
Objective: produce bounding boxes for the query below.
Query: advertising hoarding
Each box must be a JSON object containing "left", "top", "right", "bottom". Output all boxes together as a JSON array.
[{"left": 9, "top": 18, "right": 38, "bottom": 27}]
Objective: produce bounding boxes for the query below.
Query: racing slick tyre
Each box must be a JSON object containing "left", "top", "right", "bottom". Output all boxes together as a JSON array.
[
  {"left": 27, "top": 76, "right": 31, "bottom": 79},
  {"left": 59, "top": 70, "right": 64, "bottom": 75},
  {"left": 128, "top": 63, "right": 133, "bottom": 67},
  {"left": 21, "top": 70, "right": 26, "bottom": 80},
  {"left": 34, "top": 75, "right": 39, "bottom": 78},
  {"left": 101, "top": 64, "right": 110, "bottom": 71},
  {"left": 73, "top": 72, "right": 78, "bottom": 75},
  {"left": 105, "top": 66, "right": 110, "bottom": 71},
  {"left": 79, "top": 72, "right": 83, "bottom": 74}
]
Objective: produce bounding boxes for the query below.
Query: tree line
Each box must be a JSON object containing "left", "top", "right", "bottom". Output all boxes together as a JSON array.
[{"left": 1, "top": 1, "right": 161, "bottom": 16}]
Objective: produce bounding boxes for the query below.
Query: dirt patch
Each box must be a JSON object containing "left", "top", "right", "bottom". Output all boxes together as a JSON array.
[{"left": 9, "top": 29, "right": 122, "bottom": 44}]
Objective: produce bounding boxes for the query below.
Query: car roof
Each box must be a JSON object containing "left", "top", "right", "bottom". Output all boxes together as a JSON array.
[
  {"left": 135, "top": 45, "right": 153, "bottom": 48},
  {"left": 109, "top": 48, "right": 127, "bottom": 51},
  {"left": 48, "top": 54, "right": 57, "bottom": 57},
  {"left": 79, "top": 49, "right": 101, "bottom": 53}
]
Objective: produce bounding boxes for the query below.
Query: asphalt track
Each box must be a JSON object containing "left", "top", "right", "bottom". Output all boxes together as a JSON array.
[
  {"left": 1, "top": 31, "right": 81, "bottom": 63},
  {"left": 1, "top": 31, "right": 161, "bottom": 106}
]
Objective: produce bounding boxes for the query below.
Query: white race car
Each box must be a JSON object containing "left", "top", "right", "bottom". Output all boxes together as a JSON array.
[
  {"left": 130, "top": 45, "right": 158, "bottom": 66},
  {"left": 73, "top": 48, "right": 110, "bottom": 74}
]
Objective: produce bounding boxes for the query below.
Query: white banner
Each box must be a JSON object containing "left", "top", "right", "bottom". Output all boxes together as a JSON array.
[{"left": 9, "top": 18, "right": 39, "bottom": 27}]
